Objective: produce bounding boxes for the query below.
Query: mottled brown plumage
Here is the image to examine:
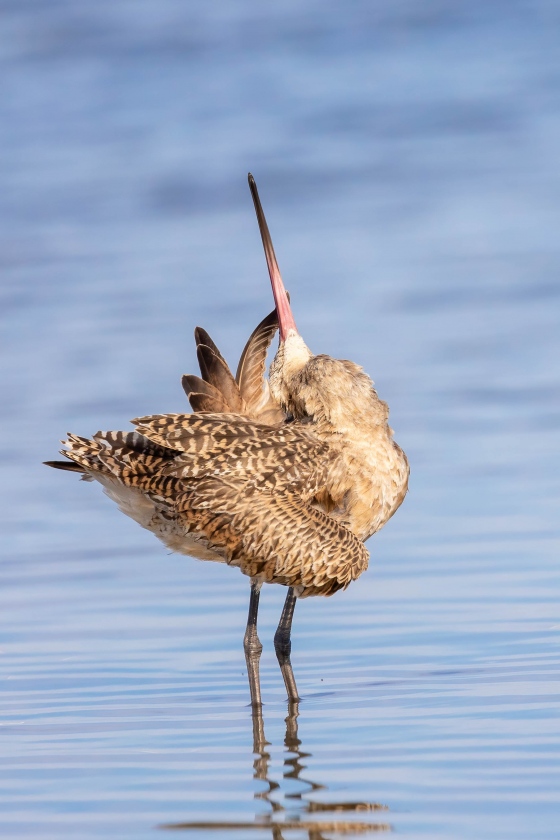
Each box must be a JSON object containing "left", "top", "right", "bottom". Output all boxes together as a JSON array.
[{"left": 45, "top": 174, "right": 408, "bottom": 704}]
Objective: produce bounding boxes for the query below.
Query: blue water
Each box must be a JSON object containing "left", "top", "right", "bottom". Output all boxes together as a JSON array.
[{"left": 1, "top": 2, "right": 559, "bottom": 838}]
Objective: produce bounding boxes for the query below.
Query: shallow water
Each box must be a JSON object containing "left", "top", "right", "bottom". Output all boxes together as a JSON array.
[{"left": 1, "top": 2, "right": 560, "bottom": 838}]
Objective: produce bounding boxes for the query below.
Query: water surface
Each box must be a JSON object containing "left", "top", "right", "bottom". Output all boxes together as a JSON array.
[{"left": 1, "top": 2, "right": 559, "bottom": 838}]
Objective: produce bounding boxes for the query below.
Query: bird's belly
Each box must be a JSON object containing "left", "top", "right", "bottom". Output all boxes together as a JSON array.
[
  {"left": 355, "top": 465, "right": 409, "bottom": 540},
  {"left": 347, "top": 488, "right": 405, "bottom": 541},
  {"left": 155, "top": 524, "right": 227, "bottom": 562},
  {"left": 95, "top": 474, "right": 226, "bottom": 563}
]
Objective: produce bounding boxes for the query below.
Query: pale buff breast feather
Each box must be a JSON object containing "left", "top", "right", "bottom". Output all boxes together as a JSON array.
[{"left": 45, "top": 174, "right": 409, "bottom": 705}]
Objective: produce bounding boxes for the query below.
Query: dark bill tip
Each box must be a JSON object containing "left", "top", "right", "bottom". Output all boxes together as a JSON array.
[{"left": 247, "top": 173, "right": 297, "bottom": 342}]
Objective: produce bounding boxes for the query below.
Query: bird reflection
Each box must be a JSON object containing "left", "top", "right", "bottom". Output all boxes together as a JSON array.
[{"left": 161, "top": 695, "right": 390, "bottom": 836}]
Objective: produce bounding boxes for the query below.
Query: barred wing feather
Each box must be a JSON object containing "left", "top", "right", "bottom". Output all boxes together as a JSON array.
[{"left": 175, "top": 477, "right": 369, "bottom": 597}]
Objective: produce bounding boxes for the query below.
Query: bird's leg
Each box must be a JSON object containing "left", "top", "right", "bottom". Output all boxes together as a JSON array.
[
  {"left": 244, "top": 580, "right": 263, "bottom": 708},
  {"left": 274, "top": 587, "right": 300, "bottom": 702}
]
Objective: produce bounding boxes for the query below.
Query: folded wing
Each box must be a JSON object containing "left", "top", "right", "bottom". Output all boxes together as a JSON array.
[
  {"left": 54, "top": 414, "right": 362, "bottom": 595},
  {"left": 175, "top": 477, "right": 369, "bottom": 596}
]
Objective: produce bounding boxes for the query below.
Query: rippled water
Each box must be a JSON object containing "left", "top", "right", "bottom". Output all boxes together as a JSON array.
[{"left": 1, "top": 2, "right": 560, "bottom": 838}]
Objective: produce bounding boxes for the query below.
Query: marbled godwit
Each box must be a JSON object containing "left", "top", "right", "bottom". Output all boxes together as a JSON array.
[{"left": 45, "top": 174, "right": 409, "bottom": 705}]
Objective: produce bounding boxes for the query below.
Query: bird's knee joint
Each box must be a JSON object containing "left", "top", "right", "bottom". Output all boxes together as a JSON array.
[{"left": 244, "top": 632, "right": 263, "bottom": 657}]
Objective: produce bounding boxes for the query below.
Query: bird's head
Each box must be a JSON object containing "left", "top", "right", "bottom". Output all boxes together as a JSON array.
[{"left": 248, "top": 174, "right": 389, "bottom": 431}]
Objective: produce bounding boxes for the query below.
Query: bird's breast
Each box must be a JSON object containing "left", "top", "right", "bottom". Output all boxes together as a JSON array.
[{"left": 319, "top": 428, "right": 409, "bottom": 542}]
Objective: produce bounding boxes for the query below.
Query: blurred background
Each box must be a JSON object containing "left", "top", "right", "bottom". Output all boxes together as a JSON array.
[{"left": 1, "top": 2, "right": 559, "bottom": 839}]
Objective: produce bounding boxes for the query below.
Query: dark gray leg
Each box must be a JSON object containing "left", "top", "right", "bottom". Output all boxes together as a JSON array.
[
  {"left": 244, "top": 580, "right": 263, "bottom": 708},
  {"left": 274, "top": 587, "right": 300, "bottom": 702}
]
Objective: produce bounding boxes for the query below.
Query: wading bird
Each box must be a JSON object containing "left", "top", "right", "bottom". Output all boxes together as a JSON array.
[{"left": 45, "top": 174, "right": 409, "bottom": 706}]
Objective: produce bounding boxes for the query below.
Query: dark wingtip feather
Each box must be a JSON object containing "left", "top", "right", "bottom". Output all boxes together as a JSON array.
[
  {"left": 188, "top": 392, "right": 229, "bottom": 413},
  {"left": 194, "top": 334, "right": 244, "bottom": 412},
  {"left": 182, "top": 374, "right": 219, "bottom": 399},
  {"left": 194, "top": 327, "right": 220, "bottom": 356},
  {"left": 44, "top": 460, "right": 86, "bottom": 473},
  {"left": 182, "top": 375, "right": 230, "bottom": 413}
]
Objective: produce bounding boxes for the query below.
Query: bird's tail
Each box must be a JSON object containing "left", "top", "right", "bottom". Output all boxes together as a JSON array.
[
  {"left": 44, "top": 430, "right": 176, "bottom": 482},
  {"left": 44, "top": 433, "right": 103, "bottom": 478}
]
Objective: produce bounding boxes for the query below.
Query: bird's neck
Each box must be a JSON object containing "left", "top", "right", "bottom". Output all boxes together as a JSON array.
[{"left": 269, "top": 332, "right": 312, "bottom": 405}]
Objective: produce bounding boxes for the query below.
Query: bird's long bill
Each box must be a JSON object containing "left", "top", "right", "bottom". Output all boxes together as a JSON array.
[{"left": 248, "top": 173, "right": 298, "bottom": 342}]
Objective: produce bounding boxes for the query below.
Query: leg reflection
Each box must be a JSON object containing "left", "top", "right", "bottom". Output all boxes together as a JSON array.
[
  {"left": 247, "top": 698, "right": 390, "bottom": 837},
  {"left": 160, "top": 677, "right": 390, "bottom": 835}
]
